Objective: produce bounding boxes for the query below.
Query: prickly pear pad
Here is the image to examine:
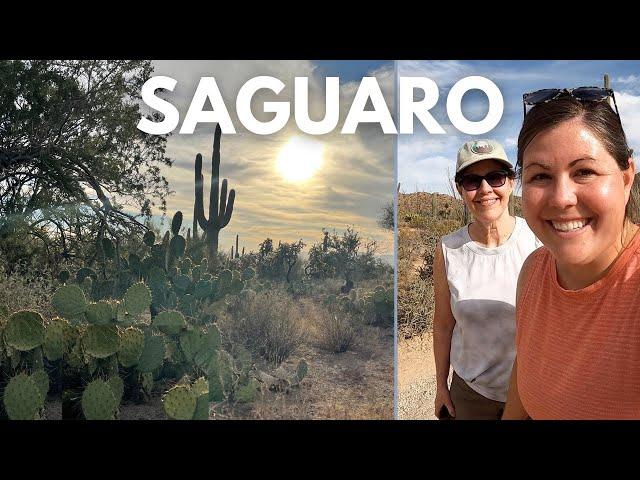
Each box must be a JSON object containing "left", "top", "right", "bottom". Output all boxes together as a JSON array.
[
  {"left": 136, "top": 334, "right": 166, "bottom": 373},
  {"left": 52, "top": 285, "right": 87, "bottom": 319},
  {"left": 31, "top": 369, "right": 50, "bottom": 402},
  {"left": 153, "top": 310, "right": 186, "bottom": 336},
  {"left": 43, "top": 318, "right": 68, "bottom": 361},
  {"left": 117, "top": 327, "right": 145, "bottom": 367},
  {"left": 85, "top": 301, "right": 114, "bottom": 325},
  {"left": 3, "top": 373, "right": 43, "bottom": 420},
  {"left": 162, "top": 385, "right": 196, "bottom": 420},
  {"left": 5, "top": 310, "right": 45, "bottom": 351},
  {"left": 82, "top": 379, "right": 118, "bottom": 420},
  {"left": 123, "top": 283, "right": 152, "bottom": 317},
  {"left": 82, "top": 325, "right": 120, "bottom": 359}
]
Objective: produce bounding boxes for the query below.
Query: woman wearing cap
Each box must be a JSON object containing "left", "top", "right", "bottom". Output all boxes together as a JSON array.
[
  {"left": 502, "top": 87, "right": 640, "bottom": 419},
  {"left": 434, "top": 139, "right": 542, "bottom": 420}
]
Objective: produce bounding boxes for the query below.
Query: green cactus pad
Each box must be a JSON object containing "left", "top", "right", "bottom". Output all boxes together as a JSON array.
[
  {"left": 193, "top": 325, "right": 221, "bottom": 369},
  {"left": 192, "top": 377, "right": 209, "bottom": 398},
  {"left": 235, "top": 378, "right": 260, "bottom": 403},
  {"left": 76, "top": 267, "right": 96, "bottom": 284},
  {"left": 163, "top": 385, "right": 197, "bottom": 420},
  {"left": 143, "top": 230, "right": 156, "bottom": 247},
  {"left": 52, "top": 285, "right": 87, "bottom": 319},
  {"left": 193, "top": 393, "right": 210, "bottom": 420},
  {"left": 3, "top": 373, "right": 44, "bottom": 420},
  {"left": 229, "top": 277, "right": 244, "bottom": 295},
  {"left": 136, "top": 334, "right": 166, "bottom": 373},
  {"left": 171, "top": 211, "right": 183, "bottom": 236},
  {"left": 5, "top": 311, "right": 45, "bottom": 351},
  {"left": 179, "top": 330, "right": 199, "bottom": 363},
  {"left": 241, "top": 267, "right": 256, "bottom": 281},
  {"left": 141, "top": 372, "right": 154, "bottom": 394},
  {"left": 219, "top": 269, "right": 232, "bottom": 287},
  {"left": 82, "top": 325, "right": 120, "bottom": 359},
  {"left": 118, "top": 327, "right": 145, "bottom": 367},
  {"left": 31, "top": 369, "right": 49, "bottom": 402},
  {"left": 30, "top": 347, "right": 44, "bottom": 370},
  {"left": 178, "top": 294, "right": 196, "bottom": 317},
  {"left": 108, "top": 376, "right": 124, "bottom": 404},
  {"left": 58, "top": 269, "right": 70, "bottom": 283},
  {"left": 82, "top": 379, "right": 118, "bottom": 420},
  {"left": 123, "top": 282, "right": 152, "bottom": 317},
  {"left": 170, "top": 235, "right": 186, "bottom": 258},
  {"left": 153, "top": 310, "right": 186, "bottom": 336},
  {"left": 85, "top": 301, "right": 114, "bottom": 325},
  {"left": 173, "top": 275, "right": 191, "bottom": 293},
  {"left": 193, "top": 280, "right": 213, "bottom": 299},
  {"left": 102, "top": 238, "right": 115, "bottom": 258}
]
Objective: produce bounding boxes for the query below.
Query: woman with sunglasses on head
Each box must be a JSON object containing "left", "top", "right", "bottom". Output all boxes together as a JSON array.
[
  {"left": 433, "top": 139, "right": 542, "bottom": 420},
  {"left": 503, "top": 87, "right": 640, "bottom": 419}
]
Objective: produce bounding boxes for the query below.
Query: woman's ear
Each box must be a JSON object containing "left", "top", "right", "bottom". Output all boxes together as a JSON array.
[{"left": 623, "top": 157, "right": 636, "bottom": 200}]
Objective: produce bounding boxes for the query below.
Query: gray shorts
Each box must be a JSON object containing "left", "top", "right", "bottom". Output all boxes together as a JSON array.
[{"left": 449, "top": 371, "right": 505, "bottom": 420}]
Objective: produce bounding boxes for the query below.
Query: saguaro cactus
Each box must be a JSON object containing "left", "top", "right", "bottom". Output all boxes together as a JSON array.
[{"left": 194, "top": 124, "right": 235, "bottom": 265}]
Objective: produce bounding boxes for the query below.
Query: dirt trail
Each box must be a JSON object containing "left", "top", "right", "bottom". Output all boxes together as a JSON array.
[{"left": 398, "top": 331, "right": 445, "bottom": 420}]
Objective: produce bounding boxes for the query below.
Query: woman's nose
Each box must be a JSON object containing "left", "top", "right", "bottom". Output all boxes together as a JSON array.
[
  {"left": 548, "top": 176, "right": 578, "bottom": 209},
  {"left": 477, "top": 179, "right": 493, "bottom": 194}
]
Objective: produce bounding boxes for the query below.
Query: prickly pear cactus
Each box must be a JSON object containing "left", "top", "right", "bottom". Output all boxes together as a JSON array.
[
  {"left": 81, "top": 379, "right": 118, "bottom": 420},
  {"left": 76, "top": 267, "right": 96, "bottom": 284},
  {"left": 117, "top": 327, "right": 145, "bottom": 368},
  {"left": 153, "top": 311, "right": 186, "bottom": 336},
  {"left": 235, "top": 378, "right": 260, "bottom": 403},
  {"left": 82, "top": 325, "right": 120, "bottom": 359},
  {"left": 3, "top": 373, "right": 44, "bottom": 420},
  {"left": 85, "top": 301, "right": 114, "bottom": 325},
  {"left": 52, "top": 285, "right": 87, "bottom": 319},
  {"left": 31, "top": 369, "right": 49, "bottom": 401},
  {"left": 241, "top": 267, "right": 256, "bottom": 281},
  {"left": 58, "top": 269, "right": 70, "bottom": 283},
  {"left": 4, "top": 310, "right": 45, "bottom": 351},
  {"left": 136, "top": 334, "right": 166, "bottom": 373},
  {"left": 162, "top": 384, "right": 197, "bottom": 420},
  {"left": 123, "top": 282, "right": 152, "bottom": 317},
  {"left": 107, "top": 375, "right": 124, "bottom": 405}
]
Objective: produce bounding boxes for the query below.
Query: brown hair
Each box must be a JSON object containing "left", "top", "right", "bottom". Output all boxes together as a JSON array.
[{"left": 516, "top": 97, "right": 637, "bottom": 221}]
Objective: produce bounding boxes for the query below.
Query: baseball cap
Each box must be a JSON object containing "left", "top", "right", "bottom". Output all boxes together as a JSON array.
[{"left": 456, "top": 139, "right": 512, "bottom": 174}]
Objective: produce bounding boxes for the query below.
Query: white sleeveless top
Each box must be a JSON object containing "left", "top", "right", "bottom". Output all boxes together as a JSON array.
[{"left": 441, "top": 216, "right": 542, "bottom": 402}]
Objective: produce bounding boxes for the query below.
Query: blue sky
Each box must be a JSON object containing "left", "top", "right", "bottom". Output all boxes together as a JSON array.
[
  {"left": 143, "top": 60, "right": 394, "bottom": 259},
  {"left": 398, "top": 60, "right": 640, "bottom": 195}
]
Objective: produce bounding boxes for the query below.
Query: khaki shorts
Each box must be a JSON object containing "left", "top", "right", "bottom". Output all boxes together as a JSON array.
[{"left": 448, "top": 371, "right": 505, "bottom": 420}]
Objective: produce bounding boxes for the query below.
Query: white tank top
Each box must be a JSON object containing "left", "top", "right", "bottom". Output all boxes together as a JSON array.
[{"left": 441, "top": 216, "right": 542, "bottom": 402}]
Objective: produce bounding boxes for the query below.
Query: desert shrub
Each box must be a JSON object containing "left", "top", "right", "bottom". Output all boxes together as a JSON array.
[
  {"left": 316, "top": 311, "right": 357, "bottom": 353},
  {"left": 225, "top": 289, "right": 305, "bottom": 364},
  {"left": 0, "top": 263, "right": 56, "bottom": 318}
]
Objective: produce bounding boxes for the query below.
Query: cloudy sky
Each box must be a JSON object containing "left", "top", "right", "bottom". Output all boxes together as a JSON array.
[
  {"left": 144, "top": 60, "right": 394, "bottom": 260},
  {"left": 398, "top": 60, "right": 640, "bottom": 195}
]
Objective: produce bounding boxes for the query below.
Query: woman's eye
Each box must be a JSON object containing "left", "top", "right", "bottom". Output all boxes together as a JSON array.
[
  {"left": 575, "top": 169, "right": 596, "bottom": 177},
  {"left": 528, "top": 173, "right": 549, "bottom": 182}
]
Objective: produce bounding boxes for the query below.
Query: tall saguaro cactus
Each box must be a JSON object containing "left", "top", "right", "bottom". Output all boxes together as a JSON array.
[{"left": 194, "top": 124, "right": 235, "bottom": 266}]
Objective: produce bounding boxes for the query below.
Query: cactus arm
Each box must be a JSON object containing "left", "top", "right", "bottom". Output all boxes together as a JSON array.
[
  {"left": 210, "top": 126, "right": 221, "bottom": 225},
  {"left": 222, "top": 189, "right": 235, "bottom": 227},
  {"left": 218, "top": 178, "right": 228, "bottom": 225},
  {"left": 194, "top": 153, "right": 208, "bottom": 230}
]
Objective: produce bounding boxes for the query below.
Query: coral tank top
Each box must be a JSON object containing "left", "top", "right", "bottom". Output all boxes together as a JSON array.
[{"left": 516, "top": 230, "right": 640, "bottom": 419}]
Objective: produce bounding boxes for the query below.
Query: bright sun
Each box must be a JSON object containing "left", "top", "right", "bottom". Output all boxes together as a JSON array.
[{"left": 276, "top": 136, "right": 324, "bottom": 182}]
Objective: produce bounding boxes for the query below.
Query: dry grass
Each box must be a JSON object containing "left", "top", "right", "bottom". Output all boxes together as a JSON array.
[
  {"left": 0, "top": 264, "right": 56, "bottom": 318},
  {"left": 316, "top": 312, "right": 357, "bottom": 353},
  {"left": 223, "top": 288, "right": 305, "bottom": 365}
]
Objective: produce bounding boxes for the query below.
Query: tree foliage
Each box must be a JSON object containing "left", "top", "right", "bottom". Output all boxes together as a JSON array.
[{"left": 0, "top": 60, "right": 171, "bottom": 268}]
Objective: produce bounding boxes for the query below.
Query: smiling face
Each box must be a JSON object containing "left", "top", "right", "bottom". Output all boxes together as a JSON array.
[
  {"left": 521, "top": 118, "right": 635, "bottom": 268},
  {"left": 457, "top": 159, "right": 514, "bottom": 224}
]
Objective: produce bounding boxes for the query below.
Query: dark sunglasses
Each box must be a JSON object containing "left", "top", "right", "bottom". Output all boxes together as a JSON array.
[
  {"left": 457, "top": 170, "right": 510, "bottom": 192},
  {"left": 522, "top": 86, "right": 621, "bottom": 121}
]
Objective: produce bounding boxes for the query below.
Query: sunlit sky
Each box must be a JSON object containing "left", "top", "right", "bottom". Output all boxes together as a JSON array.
[
  {"left": 142, "top": 60, "right": 394, "bottom": 260},
  {"left": 398, "top": 60, "right": 640, "bottom": 195}
]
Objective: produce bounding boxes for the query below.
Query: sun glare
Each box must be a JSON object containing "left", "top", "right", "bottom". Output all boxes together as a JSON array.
[{"left": 276, "top": 136, "right": 324, "bottom": 182}]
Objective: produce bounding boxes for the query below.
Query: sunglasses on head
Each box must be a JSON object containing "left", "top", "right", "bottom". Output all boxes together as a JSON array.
[
  {"left": 457, "top": 170, "right": 510, "bottom": 192},
  {"left": 522, "top": 86, "right": 621, "bottom": 121}
]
